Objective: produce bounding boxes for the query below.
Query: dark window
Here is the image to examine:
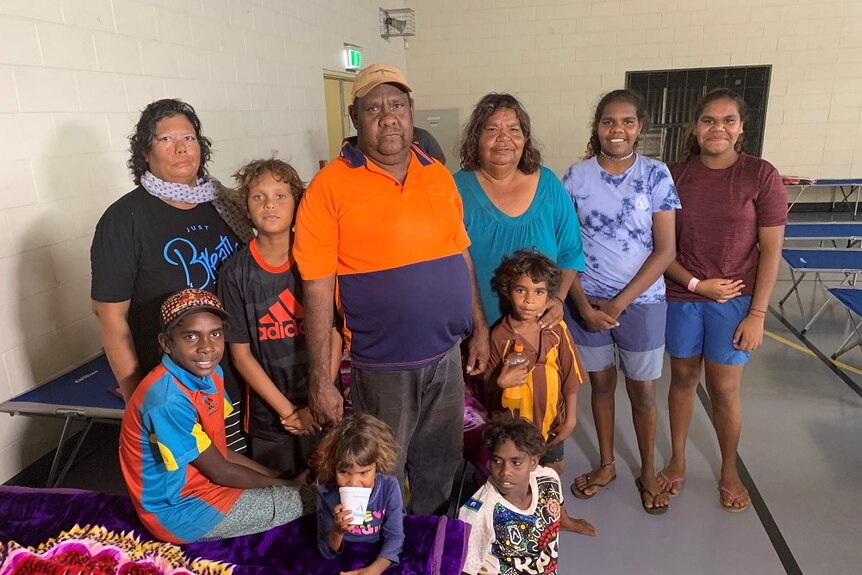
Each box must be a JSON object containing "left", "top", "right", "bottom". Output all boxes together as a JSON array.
[{"left": 625, "top": 66, "right": 771, "bottom": 163}]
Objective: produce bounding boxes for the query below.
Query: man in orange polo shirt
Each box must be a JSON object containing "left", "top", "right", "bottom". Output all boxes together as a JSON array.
[{"left": 294, "top": 64, "right": 489, "bottom": 516}]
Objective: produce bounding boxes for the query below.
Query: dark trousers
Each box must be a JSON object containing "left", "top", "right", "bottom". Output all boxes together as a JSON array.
[{"left": 350, "top": 343, "right": 464, "bottom": 516}]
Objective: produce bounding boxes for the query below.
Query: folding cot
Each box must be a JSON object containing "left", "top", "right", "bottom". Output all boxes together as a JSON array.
[
  {"left": 777, "top": 248, "right": 862, "bottom": 333},
  {"left": 0, "top": 354, "right": 123, "bottom": 488},
  {"left": 786, "top": 179, "right": 862, "bottom": 220},
  {"left": 784, "top": 222, "right": 862, "bottom": 247},
  {"left": 826, "top": 287, "right": 862, "bottom": 361}
]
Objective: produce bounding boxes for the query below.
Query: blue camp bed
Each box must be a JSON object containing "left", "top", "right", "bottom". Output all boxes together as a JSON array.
[
  {"left": 0, "top": 354, "right": 123, "bottom": 488},
  {"left": 786, "top": 179, "right": 862, "bottom": 220},
  {"left": 827, "top": 287, "right": 862, "bottom": 361},
  {"left": 777, "top": 249, "right": 862, "bottom": 333},
  {"left": 784, "top": 222, "right": 862, "bottom": 246}
]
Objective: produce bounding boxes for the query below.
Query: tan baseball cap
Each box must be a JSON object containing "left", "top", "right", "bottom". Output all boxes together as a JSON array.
[{"left": 351, "top": 64, "right": 412, "bottom": 100}]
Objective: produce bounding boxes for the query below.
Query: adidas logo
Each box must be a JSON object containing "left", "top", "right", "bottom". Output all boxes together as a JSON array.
[{"left": 258, "top": 288, "right": 304, "bottom": 341}]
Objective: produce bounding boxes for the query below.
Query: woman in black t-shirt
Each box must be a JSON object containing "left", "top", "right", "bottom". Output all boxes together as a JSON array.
[{"left": 90, "top": 99, "right": 251, "bottom": 418}]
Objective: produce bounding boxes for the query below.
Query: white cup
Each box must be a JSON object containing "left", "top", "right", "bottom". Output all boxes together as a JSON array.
[{"left": 339, "top": 486, "right": 372, "bottom": 525}]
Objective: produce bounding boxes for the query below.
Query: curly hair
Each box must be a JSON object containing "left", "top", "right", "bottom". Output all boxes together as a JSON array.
[
  {"left": 585, "top": 89, "right": 650, "bottom": 158},
  {"left": 316, "top": 414, "right": 400, "bottom": 489},
  {"left": 491, "top": 249, "right": 562, "bottom": 299},
  {"left": 482, "top": 414, "right": 546, "bottom": 458},
  {"left": 458, "top": 93, "right": 542, "bottom": 174},
  {"left": 127, "top": 99, "right": 212, "bottom": 185},
  {"left": 680, "top": 88, "right": 748, "bottom": 161},
  {"left": 232, "top": 158, "right": 305, "bottom": 218}
]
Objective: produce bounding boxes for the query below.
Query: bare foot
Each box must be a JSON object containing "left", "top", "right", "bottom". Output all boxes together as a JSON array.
[
  {"left": 657, "top": 459, "right": 685, "bottom": 496},
  {"left": 560, "top": 514, "right": 597, "bottom": 536},
  {"left": 571, "top": 461, "right": 616, "bottom": 499}
]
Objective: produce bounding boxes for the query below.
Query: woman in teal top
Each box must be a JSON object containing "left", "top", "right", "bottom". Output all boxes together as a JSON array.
[{"left": 455, "top": 93, "right": 585, "bottom": 328}]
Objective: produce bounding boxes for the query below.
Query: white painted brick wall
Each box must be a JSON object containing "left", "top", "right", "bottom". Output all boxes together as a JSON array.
[
  {"left": 0, "top": 0, "right": 407, "bottom": 483},
  {"left": 405, "top": 0, "right": 862, "bottom": 179}
]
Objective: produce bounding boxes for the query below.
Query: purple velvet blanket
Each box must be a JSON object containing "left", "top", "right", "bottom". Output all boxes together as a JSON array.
[{"left": 0, "top": 486, "right": 468, "bottom": 574}]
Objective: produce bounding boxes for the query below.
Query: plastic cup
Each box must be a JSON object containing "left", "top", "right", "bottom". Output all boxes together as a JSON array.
[{"left": 339, "top": 486, "right": 372, "bottom": 525}]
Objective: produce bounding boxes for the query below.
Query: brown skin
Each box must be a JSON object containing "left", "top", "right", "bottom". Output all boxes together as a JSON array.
[
  {"left": 472, "top": 107, "right": 574, "bottom": 330},
  {"left": 156, "top": 312, "right": 290, "bottom": 488},
  {"left": 659, "top": 98, "right": 784, "bottom": 509},
  {"left": 94, "top": 115, "right": 203, "bottom": 402},
  {"left": 230, "top": 173, "right": 341, "bottom": 435},
  {"left": 569, "top": 100, "right": 675, "bottom": 509},
  {"left": 325, "top": 464, "right": 392, "bottom": 575},
  {"left": 349, "top": 83, "right": 415, "bottom": 183},
  {"left": 306, "top": 85, "right": 489, "bottom": 425}
]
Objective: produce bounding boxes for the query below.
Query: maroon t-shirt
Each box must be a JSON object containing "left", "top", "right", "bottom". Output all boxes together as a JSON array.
[{"left": 667, "top": 154, "right": 787, "bottom": 302}]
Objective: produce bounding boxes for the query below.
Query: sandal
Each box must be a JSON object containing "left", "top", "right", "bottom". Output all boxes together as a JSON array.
[
  {"left": 719, "top": 486, "right": 750, "bottom": 513},
  {"left": 657, "top": 472, "right": 685, "bottom": 496},
  {"left": 635, "top": 477, "right": 669, "bottom": 515},
  {"left": 570, "top": 460, "right": 616, "bottom": 500}
]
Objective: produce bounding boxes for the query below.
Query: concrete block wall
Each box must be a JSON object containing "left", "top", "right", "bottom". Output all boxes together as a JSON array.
[
  {"left": 404, "top": 0, "right": 862, "bottom": 180},
  {"left": 0, "top": 0, "right": 406, "bottom": 483}
]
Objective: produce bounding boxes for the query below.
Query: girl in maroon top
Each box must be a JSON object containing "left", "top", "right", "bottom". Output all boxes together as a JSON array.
[{"left": 661, "top": 89, "right": 787, "bottom": 512}]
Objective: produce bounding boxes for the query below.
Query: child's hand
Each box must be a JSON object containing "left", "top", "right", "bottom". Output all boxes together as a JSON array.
[
  {"left": 497, "top": 362, "right": 529, "bottom": 390},
  {"left": 340, "top": 557, "right": 391, "bottom": 575},
  {"left": 581, "top": 300, "right": 619, "bottom": 332},
  {"left": 340, "top": 567, "right": 384, "bottom": 575},
  {"left": 281, "top": 407, "right": 316, "bottom": 435},
  {"left": 548, "top": 417, "right": 576, "bottom": 445},
  {"left": 330, "top": 504, "right": 355, "bottom": 535},
  {"left": 696, "top": 278, "right": 744, "bottom": 303}
]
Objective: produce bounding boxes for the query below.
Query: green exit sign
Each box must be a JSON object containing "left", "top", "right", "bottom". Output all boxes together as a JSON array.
[{"left": 345, "top": 48, "right": 362, "bottom": 71}]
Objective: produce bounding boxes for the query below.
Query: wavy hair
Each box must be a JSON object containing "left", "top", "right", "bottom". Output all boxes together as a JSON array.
[
  {"left": 681, "top": 88, "right": 748, "bottom": 161},
  {"left": 458, "top": 93, "right": 542, "bottom": 174},
  {"left": 586, "top": 89, "right": 650, "bottom": 158},
  {"left": 316, "top": 414, "right": 400, "bottom": 489},
  {"left": 127, "top": 99, "right": 212, "bottom": 185},
  {"left": 492, "top": 249, "right": 562, "bottom": 299},
  {"left": 482, "top": 414, "right": 547, "bottom": 458},
  {"left": 232, "top": 158, "right": 305, "bottom": 218}
]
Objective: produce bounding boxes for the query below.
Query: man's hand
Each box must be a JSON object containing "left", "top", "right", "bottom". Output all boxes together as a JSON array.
[
  {"left": 309, "top": 381, "right": 343, "bottom": 427},
  {"left": 465, "top": 330, "right": 490, "bottom": 376}
]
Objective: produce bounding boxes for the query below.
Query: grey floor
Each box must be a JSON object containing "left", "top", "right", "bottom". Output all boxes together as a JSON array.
[
  {"left": 8, "top": 210, "right": 862, "bottom": 574},
  {"left": 560, "top": 212, "right": 862, "bottom": 575}
]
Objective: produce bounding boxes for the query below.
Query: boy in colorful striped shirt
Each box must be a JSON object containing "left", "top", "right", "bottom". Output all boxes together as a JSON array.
[{"left": 119, "top": 288, "right": 314, "bottom": 543}]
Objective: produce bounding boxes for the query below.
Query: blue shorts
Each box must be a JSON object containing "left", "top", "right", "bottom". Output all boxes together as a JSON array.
[
  {"left": 567, "top": 302, "right": 666, "bottom": 381},
  {"left": 541, "top": 439, "right": 564, "bottom": 465},
  {"left": 665, "top": 296, "right": 751, "bottom": 365}
]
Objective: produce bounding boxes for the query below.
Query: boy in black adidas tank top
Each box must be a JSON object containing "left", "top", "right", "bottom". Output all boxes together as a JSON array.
[{"left": 218, "top": 159, "right": 343, "bottom": 478}]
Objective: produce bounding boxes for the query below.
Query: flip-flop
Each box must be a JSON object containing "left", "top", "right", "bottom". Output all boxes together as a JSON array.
[
  {"left": 570, "top": 471, "right": 617, "bottom": 500},
  {"left": 719, "top": 486, "right": 750, "bottom": 513},
  {"left": 635, "top": 478, "right": 669, "bottom": 515},
  {"left": 657, "top": 472, "right": 685, "bottom": 496}
]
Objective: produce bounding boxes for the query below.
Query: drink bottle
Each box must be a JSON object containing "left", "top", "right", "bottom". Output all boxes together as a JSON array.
[{"left": 503, "top": 344, "right": 527, "bottom": 402}]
